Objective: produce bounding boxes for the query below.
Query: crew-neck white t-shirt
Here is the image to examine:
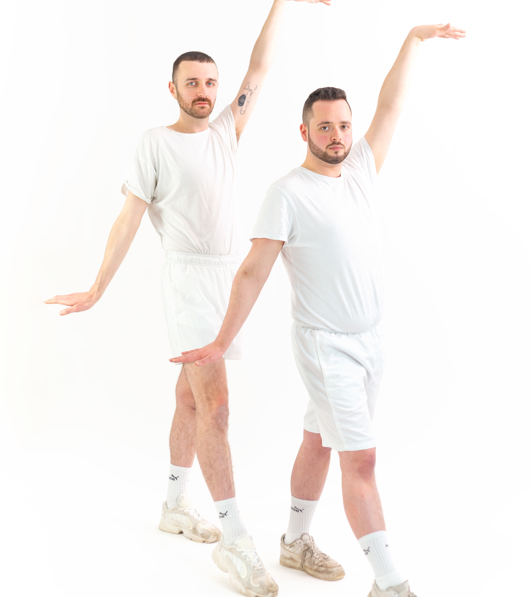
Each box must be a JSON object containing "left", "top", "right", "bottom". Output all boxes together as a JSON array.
[
  {"left": 251, "top": 137, "right": 383, "bottom": 334},
  {"left": 124, "top": 105, "right": 241, "bottom": 255}
]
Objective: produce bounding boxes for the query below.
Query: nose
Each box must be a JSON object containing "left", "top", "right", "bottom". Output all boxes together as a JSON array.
[
  {"left": 330, "top": 127, "right": 342, "bottom": 142},
  {"left": 196, "top": 82, "right": 209, "bottom": 97}
]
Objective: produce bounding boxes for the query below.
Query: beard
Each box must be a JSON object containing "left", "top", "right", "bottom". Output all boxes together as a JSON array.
[
  {"left": 176, "top": 90, "right": 214, "bottom": 119},
  {"left": 308, "top": 133, "right": 352, "bottom": 164}
]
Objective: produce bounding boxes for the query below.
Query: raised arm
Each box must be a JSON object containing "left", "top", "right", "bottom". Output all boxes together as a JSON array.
[
  {"left": 365, "top": 23, "right": 466, "bottom": 173},
  {"left": 45, "top": 192, "right": 148, "bottom": 315},
  {"left": 170, "top": 238, "right": 284, "bottom": 366},
  {"left": 232, "top": 0, "right": 330, "bottom": 140}
]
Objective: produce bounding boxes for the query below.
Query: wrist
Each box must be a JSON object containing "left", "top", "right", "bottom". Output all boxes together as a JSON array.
[
  {"left": 408, "top": 27, "right": 424, "bottom": 43},
  {"left": 215, "top": 335, "right": 231, "bottom": 354},
  {"left": 90, "top": 284, "right": 103, "bottom": 302}
]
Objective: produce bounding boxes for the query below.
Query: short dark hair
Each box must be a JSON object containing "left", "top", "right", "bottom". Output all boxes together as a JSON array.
[
  {"left": 302, "top": 87, "right": 351, "bottom": 125},
  {"left": 172, "top": 51, "right": 216, "bottom": 82}
]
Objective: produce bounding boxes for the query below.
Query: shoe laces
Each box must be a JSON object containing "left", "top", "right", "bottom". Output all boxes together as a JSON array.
[
  {"left": 235, "top": 545, "right": 264, "bottom": 572},
  {"left": 180, "top": 506, "right": 201, "bottom": 522},
  {"left": 303, "top": 536, "right": 330, "bottom": 563}
]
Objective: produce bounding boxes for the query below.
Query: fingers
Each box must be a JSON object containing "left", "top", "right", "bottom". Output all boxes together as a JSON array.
[
  {"left": 169, "top": 350, "right": 205, "bottom": 364},
  {"left": 44, "top": 296, "right": 71, "bottom": 305},
  {"left": 59, "top": 307, "right": 76, "bottom": 316}
]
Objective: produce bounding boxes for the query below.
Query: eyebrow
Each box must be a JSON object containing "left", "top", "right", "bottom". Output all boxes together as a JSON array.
[
  {"left": 316, "top": 120, "right": 351, "bottom": 126},
  {"left": 184, "top": 77, "right": 218, "bottom": 82}
]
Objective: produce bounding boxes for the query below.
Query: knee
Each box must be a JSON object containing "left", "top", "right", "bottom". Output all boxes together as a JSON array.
[
  {"left": 340, "top": 449, "right": 377, "bottom": 481},
  {"left": 199, "top": 396, "right": 230, "bottom": 431},
  {"left": 177, "top": 392, "right": 196, "bottom": 413}
]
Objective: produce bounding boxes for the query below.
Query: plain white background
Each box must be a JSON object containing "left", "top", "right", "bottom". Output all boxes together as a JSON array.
[{"left": 1, "top": 0, "right": 529, "bottom": 595}]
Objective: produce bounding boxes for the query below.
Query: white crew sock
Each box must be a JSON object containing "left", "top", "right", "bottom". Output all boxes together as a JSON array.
[
  {"left": 284, "top": 496, "right": 319, "bottom": 544},
  {"left": 214, "top": 497, "right": 248, "bottom": 544},
  {"left": 167, "top": 464, "right": 191, "bottom": 509},
  {"left": 358, "top": 531, "right": 406, "bottom": 590}
]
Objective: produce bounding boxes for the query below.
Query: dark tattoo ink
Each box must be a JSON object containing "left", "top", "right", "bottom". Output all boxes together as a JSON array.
[{"left": 239, "top": 83, "right": 257, "bottom": 115}]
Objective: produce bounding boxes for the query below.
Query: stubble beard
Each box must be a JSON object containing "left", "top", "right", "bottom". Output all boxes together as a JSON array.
[
  {"left": 308, "top": 132, "right": 352, "bottom": 164},
  {"left": 176, "top": 89, "right": 214, "bottom": 119}
]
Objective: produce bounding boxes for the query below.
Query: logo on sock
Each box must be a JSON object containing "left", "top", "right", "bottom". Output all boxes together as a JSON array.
[
  {"left": 291, "top": 506, "right": 305, "bottom": 513},
  {"left": 169, "top": 474, "right": 179, "bottom": 481},
  {"left": 219, "top": 510, "right": 229, "bottom": 519},
  {"left": 363, "top": 547, "right": 371, "bottom": 555}
]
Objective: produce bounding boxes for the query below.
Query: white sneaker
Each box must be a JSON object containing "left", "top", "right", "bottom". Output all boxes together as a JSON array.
[
  {"left": 159, "top": 493, "right": 221, "bottom": 543},
  {"left": 280, "top": 533, "right": 345, "bottom": 581},
  {"left": 212, "top": 534, "right": 279, "bottom": 597},
  {"left": 369, "top": 580, "right": 417, "bottom": 597}
]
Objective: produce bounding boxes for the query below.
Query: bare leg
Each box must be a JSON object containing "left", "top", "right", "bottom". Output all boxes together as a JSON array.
[
  {"left": 291, "top": 430, "right": 331, "bottom": 500},
  {"left": 338, "top": 448, "right": 385, "bottom": 538},
  {"left": 183, "top": 360, "right": 235, "bottom": 501},
  {"left": 169, "top": 367, "right": 196, "bottom": 467}
]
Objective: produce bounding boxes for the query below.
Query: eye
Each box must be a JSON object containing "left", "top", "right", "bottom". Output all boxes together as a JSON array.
[
  {"left": 321, "top": 126, "right": 329, "bottom": 131},
  {"left": 341, "top": 125, "right": 349, "bottom": 130}
]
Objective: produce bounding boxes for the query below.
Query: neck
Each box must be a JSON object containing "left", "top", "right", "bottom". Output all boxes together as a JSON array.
[
  {"left": 301, "top": 153, "right": 343, "bottom": 178},
  {"left": 168, "top": 110, "right": 210, "bottom": 134}
]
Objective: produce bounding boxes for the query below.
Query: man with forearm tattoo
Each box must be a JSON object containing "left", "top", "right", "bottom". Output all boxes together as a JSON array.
[
  {"left": 46, "top": 2, "right": 331, "bottom": 596},
  {"left": 173, "top": 22, "right": 465, "bottom": 597}
]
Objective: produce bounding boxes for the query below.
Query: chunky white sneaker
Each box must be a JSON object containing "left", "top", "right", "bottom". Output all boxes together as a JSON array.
[
  {"left": 279, "top": 533, "right": 345, "bottom": 581},
  {"left": 158, "top": 493, "right": 221, "bottom": 543},
  {"left": 369, "top": 580, "right": 417, "bottom": 597},
  {"left": 212, "top": 534, "right": 279, "bottom": 597}
]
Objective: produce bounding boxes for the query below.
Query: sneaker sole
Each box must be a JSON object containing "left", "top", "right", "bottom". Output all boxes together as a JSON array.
[
  {"left": 159, "top": 517, "right": 220, "bottom": 544},
  {"left": 213, "top": 547, "right": 279, "bottom": 597},
  {"left": 279, "top": 554, "right": 345, "bottom": 581}
]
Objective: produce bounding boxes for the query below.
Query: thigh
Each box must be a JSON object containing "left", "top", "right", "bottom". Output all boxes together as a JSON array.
[{"left": 293, "top": 324, "right": 376, "bottom": 452}]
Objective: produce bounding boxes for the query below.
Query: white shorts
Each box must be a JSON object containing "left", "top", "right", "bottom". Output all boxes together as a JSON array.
[
  {"left": 292, "top": 322, "right": 385, "bottom": 451},
  {"left": 162, "top": 251, "right": 244, "bottom": 362}
]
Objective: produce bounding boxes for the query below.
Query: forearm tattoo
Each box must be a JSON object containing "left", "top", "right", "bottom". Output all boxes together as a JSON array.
[{"left": 238, "top": 83, "right": 257, "bottom": 115}]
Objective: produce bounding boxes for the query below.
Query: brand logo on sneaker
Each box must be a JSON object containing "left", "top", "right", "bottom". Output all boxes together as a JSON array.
[
  {"left": 291, "top": 506, "right": 304, "bottom": 513},
  {"left": 219, "top": 510, "right": 229, "bottom": 518},
  {"left": 169, "top": 474, "right": 179, "bottom": 481},
  {"left": 363, "top": 547, "right": 370, "bottom": 555}
]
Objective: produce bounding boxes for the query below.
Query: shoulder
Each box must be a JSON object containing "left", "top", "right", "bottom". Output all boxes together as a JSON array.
[
  {"left": 209, "top": 105, "right": 237, "bottom": 151},
  {"left": 133, "top": 127, "right": 166, "bottom": 152},
  {"left": 267, "top": 168, "right": 307, "bottom": 198},
  {"left": 344, "top": 137, "right": 376, "bottom": 172}
]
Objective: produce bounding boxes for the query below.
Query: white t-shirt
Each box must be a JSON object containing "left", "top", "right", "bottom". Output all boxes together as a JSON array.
[
  {"left": 124, "top": 105, "right": 241, "bottom": 255},
  {"left": 251, "top": 137, "right": 383, "bottom": 334}
]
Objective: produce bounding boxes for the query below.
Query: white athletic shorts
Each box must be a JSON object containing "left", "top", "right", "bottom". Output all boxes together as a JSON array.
[
  {"left": 162, "top": 251, "right": 244, "bottom": 363},
  {"left": 292, "top": 322, "right": 385, "bottom": 451}
]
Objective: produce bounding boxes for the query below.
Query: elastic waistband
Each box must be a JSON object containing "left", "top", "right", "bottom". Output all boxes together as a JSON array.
[
  {"left": 293, "top": 320, "right": 382, "bottom": 337},
  {"left": 165, "top": 251, "right": 243, "bottom": 267}
]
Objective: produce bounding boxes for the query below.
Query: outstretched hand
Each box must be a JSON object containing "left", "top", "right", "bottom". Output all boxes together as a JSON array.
[
  {"left": 170, "top": 342, "right": 226, "bottom": 367},
  {"left": 44, "top": 291, "right": 98, "bottom": 316},
  {"left": 412, "top": 23, "right": 466, "bottom": 41},
  {"left": 289, "top": 0, "right": 332, "bottom": 5}
]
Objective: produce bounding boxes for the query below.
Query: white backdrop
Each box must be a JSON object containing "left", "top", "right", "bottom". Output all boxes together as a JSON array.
[{"left": 1, "top": 1, "right": 529, "bottom": 596}]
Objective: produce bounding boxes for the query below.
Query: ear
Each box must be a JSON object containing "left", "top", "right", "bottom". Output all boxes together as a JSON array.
[
  {"left": 168, "top": 81, "right": 177, "bottom": 100},
  {"left": 300, "top": 123, "right": 308, "bottom": 142}
]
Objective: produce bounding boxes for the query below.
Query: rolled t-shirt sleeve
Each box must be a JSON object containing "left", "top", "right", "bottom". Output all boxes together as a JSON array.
[
  {"left": 250, "top": 184, "right": 294, "bottom": 243},
  {"left": 123, "top": 132, "right": 158, "bottom": 204}
]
